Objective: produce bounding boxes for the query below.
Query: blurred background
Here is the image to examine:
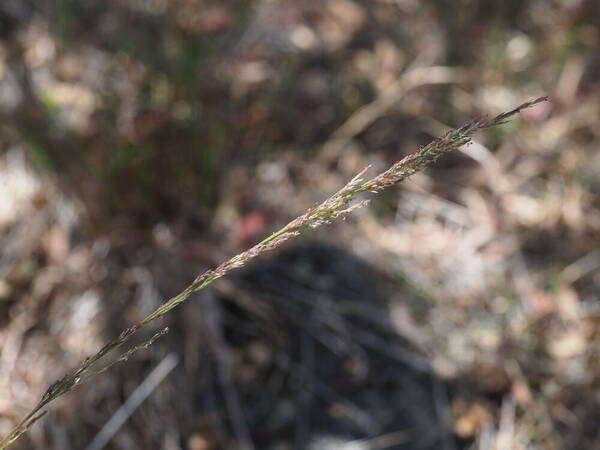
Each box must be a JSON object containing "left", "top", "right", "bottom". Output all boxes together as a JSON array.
[{"left": 0, "top": 0, "right": 599, "bottom": 449}]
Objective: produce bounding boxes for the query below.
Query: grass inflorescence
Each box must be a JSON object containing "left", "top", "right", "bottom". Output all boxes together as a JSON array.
[{"left": 0, "top": 96, "right": 548, "bottom": 449}]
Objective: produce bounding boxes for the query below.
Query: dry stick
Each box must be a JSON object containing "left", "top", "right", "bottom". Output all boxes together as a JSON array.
[
  {"left": 0, "top": 96, "right": 548, "bottom": 449},
  {"left": 84, "top": 353, "right": 179, "bottom": 450},
  {"left": 320, "top": 65, "right": 466, "bottom": 162}
]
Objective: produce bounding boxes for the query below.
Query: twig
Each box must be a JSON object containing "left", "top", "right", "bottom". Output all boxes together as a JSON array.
[
  {"left": 496, "top": 396, "right": 516, "bottom": 450},
  {"left": 294, "top": 330, "right": 315, "bottom": 450},
  {"left": 84, "top": 353, "right": 179, "bottom": 450},
  {"left": 432, "top": 376, "right": 456, "bottom": 450},
  {"left": 321, "top": 66, "right": 466, "bottom": 162}
]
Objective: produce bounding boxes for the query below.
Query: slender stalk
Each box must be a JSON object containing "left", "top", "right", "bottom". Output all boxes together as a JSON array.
[{"left": 0, "top": 96, "right": 548, "bottom": 449}]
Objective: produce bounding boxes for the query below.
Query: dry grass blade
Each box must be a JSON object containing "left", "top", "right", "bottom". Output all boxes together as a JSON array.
[{"left": 0, "top": 96, "right": 548, "bottom": 449}]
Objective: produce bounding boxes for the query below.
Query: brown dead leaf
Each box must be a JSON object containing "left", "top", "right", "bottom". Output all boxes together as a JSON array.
[
  {"left": 470, "top": 361, "right": 512, "bottom": 394},
  {"left": 188, "top": 432, "right": 216, "bottom": 450},
  {"left": 452, "top": 399, "right": 493, "bottom": 438},
  {"left": 511, "top": 378, "right": 532, "bottom": 408},
  {"left": 547, "top": 325, "right": 588, "bottom": 359}
]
